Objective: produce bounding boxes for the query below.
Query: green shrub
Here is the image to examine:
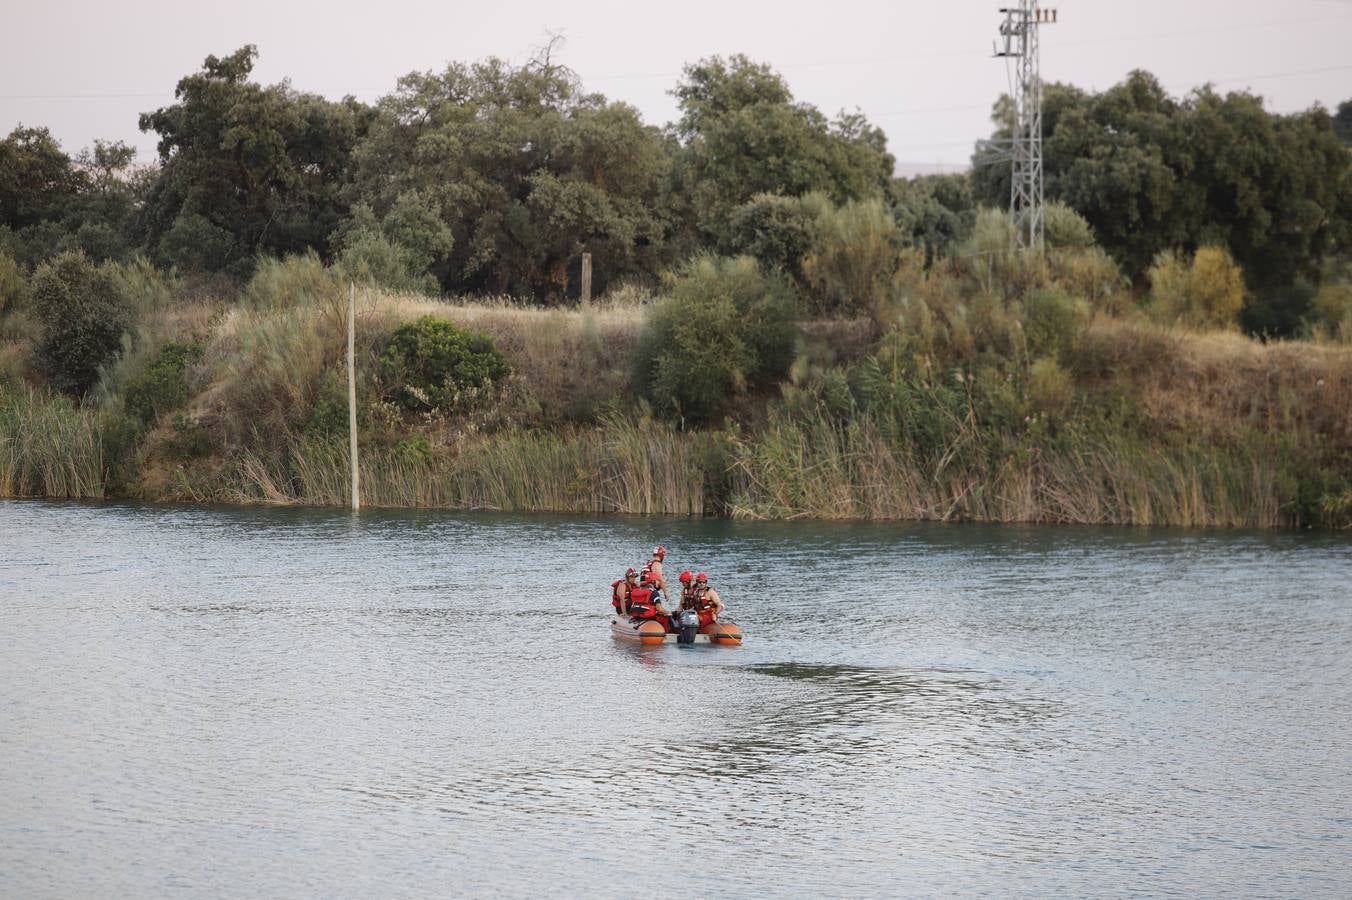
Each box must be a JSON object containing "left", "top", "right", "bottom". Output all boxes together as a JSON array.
[
  {"left": 1309, "top": 283, "right": 1352, "bottom": 342},
  {"left": 336, "top": 229, "right": 439, "bottom": 295},
  {"left": 242, "top": 252, "right": 339, "bottom": 311},
  {"left": 1149, "top": 246, "right": 1246, "bottom": 329},
  {"left": 636, "top": 255, "right": 798, "bottom": 423},
  {"left": 725, "top": 192, "right": 821, "bottom": 281},
  {"left": 801, "top": 197, "right": 901, "bottom": 316},
  {"left": 380, "top": 316, "right": 509, "bottom": 412},
  {"left": 1027, "top": 356, "right": 1074, "bottom": 417},
  {"left": 1023, "top": 287, "right": 1089, "bottom": 360},
  {"left": 123, "top": 340, "right": 203, "bottom": 425},
  {"left": 0, "top": 251, "right": 26, "bottom": 318},
  {"left": 30, "top": 250, "right": 133, "bottom": 394},
  {"left": 1043, "top": 202, "right": 1096, "bottom": 249}
]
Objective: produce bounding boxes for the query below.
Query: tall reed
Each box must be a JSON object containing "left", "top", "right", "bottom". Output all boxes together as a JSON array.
[
  {"left": 0, "top": 386, "right": 106, "bottom": 498},
  {"left": 215, "top": 414, "right": 708, "bottom": 514}
]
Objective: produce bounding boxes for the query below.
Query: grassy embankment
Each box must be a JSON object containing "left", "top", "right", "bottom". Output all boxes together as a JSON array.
[{"left": 2, "top": 252, "right": 1350, "bottom": 527}]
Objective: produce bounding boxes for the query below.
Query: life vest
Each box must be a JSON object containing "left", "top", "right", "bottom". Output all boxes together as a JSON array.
[
  {"left": 611, "top": 579, "right": 630, "bottom": 613},
  {"left": 627, "top": 585, "right": 656, "bottom": 618},
  {"left": 692, "top": 587, "right": 715, "bottom": 612},
  {"left": 679, "top": 587, "right": 699, "bottom": 610}
]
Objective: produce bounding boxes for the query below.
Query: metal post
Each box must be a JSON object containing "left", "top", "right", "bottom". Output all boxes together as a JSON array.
[
  {"left": 580, "top": 252, "right": 592, "bottom": 306},
  {"left": 347, "top": 281, "right": 360, "bottom": 512}
]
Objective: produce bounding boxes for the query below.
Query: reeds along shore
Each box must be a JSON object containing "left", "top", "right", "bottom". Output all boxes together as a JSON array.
[{"left": 2, "top": 251, "right": 1351, "bottom": 528}]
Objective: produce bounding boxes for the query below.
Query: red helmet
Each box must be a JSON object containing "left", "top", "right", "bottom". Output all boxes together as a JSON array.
[
  {"left": 652, "top": 545, "right": 667, "bottom": 559},
  {"left": 678, "top": 570, "right": 693, "bottom": 584},
  {"left": 695, "top": 572, "right": 708, "bottom": 583},
  {"left": 625, "top": 568, "right": 637, "bottom": 579}
]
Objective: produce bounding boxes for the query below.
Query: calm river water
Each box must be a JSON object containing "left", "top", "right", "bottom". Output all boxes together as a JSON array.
[{"left": 2, "top": 500, "right": 1350, "bottom": 897}]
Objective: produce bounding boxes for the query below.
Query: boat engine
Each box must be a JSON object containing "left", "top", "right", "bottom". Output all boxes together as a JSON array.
[{"left": 675, "top": 608, "right": 700, "bottom": 644}]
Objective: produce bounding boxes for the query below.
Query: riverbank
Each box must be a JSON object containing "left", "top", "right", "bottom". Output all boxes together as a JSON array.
[{"left": 3, "top": 258, "right": 1350, "bottom": 527}]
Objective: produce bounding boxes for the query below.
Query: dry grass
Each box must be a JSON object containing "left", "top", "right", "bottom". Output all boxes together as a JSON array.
[{"left": 1076, "top": 316, "right": 1352, "bottom": 445}]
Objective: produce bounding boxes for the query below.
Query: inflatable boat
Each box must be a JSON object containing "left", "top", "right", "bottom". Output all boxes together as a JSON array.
[{"left": 610, "top": 616, "right": 744, "bottom": 646}]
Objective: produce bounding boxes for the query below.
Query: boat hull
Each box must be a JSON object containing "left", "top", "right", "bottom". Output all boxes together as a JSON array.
[{"left": 610, "top": 617, "right": 743, "bottom": 646}]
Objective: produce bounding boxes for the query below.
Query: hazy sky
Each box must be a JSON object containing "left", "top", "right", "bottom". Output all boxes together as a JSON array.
[{"left": 4, "top": 0, "right": 1351, "bottom": 172}]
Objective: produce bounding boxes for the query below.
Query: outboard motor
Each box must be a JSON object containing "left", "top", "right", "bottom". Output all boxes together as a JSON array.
[{"left": 675, "top": 608, "right": 700, "bottom": 644}]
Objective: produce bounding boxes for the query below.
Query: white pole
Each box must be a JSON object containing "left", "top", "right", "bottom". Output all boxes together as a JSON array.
[{"left": 348, "top": 281, "right": 360, "bottom": 512}]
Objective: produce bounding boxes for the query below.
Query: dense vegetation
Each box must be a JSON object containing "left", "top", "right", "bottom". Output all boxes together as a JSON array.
[{"left": 2, "top": 45, "right": 1352, "bottom": 526}]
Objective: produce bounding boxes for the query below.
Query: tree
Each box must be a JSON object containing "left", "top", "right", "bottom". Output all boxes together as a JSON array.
[
  {"left": 350, "top": 49, "right": 672, "bottom": 301},
  {"left": 0, "top": 128, "right": 143, "bottom": 266},
  {"left": 669, "top": 56, "right": 895, "bottom": 250},
  {"left": 137, "top": 46, "right": 372, "bottom": 273},
  {"left": 972, "top": 71, "right": 1352, "bottom": 334},
  {"left": 30, "top": 250, "right": 132, "bottom": 394},
  {"left": 1335, "top": 99, "right": 1352, "bottom": 146},
  {"left": 0, "top": 126, "right": 84, "bottom": 231}
]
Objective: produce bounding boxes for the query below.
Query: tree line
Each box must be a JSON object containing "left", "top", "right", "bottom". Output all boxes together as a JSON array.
[{"left": 3, "top": 45, "right": 1351, "bottom": 334}]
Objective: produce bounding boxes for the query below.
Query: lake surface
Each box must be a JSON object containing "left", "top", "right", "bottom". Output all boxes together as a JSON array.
[{"left": 1, "top": 500, "right": 1350, "bottom": 897}]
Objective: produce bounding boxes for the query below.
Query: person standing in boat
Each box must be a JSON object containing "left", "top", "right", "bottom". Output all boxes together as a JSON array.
[
  {"left": 690, "top": 572, "right": 725, "bottom": 628},
  {"left": 647, "top": 546, "right": 671, "bottom": 593}
]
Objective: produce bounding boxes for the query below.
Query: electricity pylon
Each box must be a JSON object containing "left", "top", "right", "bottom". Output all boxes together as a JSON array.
[{"left": 994, "top": 2, "right": 1057, "bottom": 251}]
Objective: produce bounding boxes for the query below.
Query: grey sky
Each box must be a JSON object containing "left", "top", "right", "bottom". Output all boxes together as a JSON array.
[{"left": 4, "top": 0, "right": 1351, "bottom": 172}]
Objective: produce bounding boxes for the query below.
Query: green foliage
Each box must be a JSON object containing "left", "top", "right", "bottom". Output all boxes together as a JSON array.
[
  {"left": 1148, "top": 246, "right": 1246, "bottom": 329},
  {"left": 1023, "top": 287, "right": 1089, "bottom": 360},
  {"left": 724, "top": 192, "right": 822, "bottom": 280},
  {"left": 380, "top": 316, "right": 509, "bottom": 412},
  {"left": 0, "top": 129, "right": 142, "bottom": 267},
  {"left": 138, "top": 46, "right": 372, "bottom": 273},
  {"left": 635, "top": 255, "right": 798, "bottom": 423},
  {"left": 801, "top": 197, "right": 902, "bottom": 317},
  {"left": 0, "top": 127, "right": 84, "bottom": 232},
  {"left": 123, "top": 340, "right": 202, "bottom": 425},
  {"left": 1043, "top": 202, "right": 1095, "bottom": 249},
  {"left": 0, "top": 386, "right": 108, "bottom": 498},
  {"left": 350, "top": 52, "right": 670, "bottom": 300},
  {"left": 334, "top": 199, "right": 448, "bottom": 294},
  {"left": 890, "top": 174, "right": 977, "bottom": 259},
  {"left": 242, "top": 252, "right": 339, "bottom": 311},
  {"left": 1310, "top": 282, "right": 1352, "bottom": 342},
  {"left": 671, "top": 55, "right": 894, "bottom": 249},
  {"left": 973, "top": 71, "right": 1352, "bottom": 333},
  {"left": 30, "top": 250, "right": 133, "bottom": 394},
  {"left": 0, "top": 250, "right": 26, "bottom": 317},
  {"left": 1027, "top": 357, "right": 1074, "bottom": 417}
]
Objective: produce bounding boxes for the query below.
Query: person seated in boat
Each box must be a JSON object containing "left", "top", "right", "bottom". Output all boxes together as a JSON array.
[
  {"left": 611, "top": 568, "right": 638, "bottom": 616},
  {"left": 629, "top": 571, "right": 674, "bottom": 631},
  {"left": 646, "top": 545, "right": 669, "bottom": 594},
  {"left": 688, "top": 572, "right": 725, "bottom": 629},
  {"left": 677, "top": 570, "right": 696, "bottom": 608}
]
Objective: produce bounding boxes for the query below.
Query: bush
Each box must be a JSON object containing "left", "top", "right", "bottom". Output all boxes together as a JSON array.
[
  {"left": 1043, "top": 202, "right": 1096, "bottom": 249},
  {"left": 801, "top": 197, "right": 901, "bottom": 316},
  {"left": 242, "top": 252, "right": 338, "bottom": 311},
  {"left": 725, "top": 192, "right": 821, "bottom": 282},
  {"left": 1148, "top": 246, "right": 1245, "bottom": 329},
  {"left": 1310, "top": 282, "right": 1352, "bottom": 342},
  {"left": 1027, "top": 356, "right": 1074, "bottom": 417},
  {"left": 336, "top": 229, "right": 439, "bottom": 295},
  {"left": 123, "top": 340, "right": 203, "bottom": 425},
  {"left": 30, "top": 250, "right": 133, "bottom": 394},
  {"left": 381, "top": 316, "right": 509, "bottom": 412},
  {"left": 0, "top": 251, "right": 26, "bottom": 318},
  {"left": 1023, "top": 287, "right": 1089, "bottom": 360},
  {"left": 636, "top": 255, "right": 798, "bottom": 423}
]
